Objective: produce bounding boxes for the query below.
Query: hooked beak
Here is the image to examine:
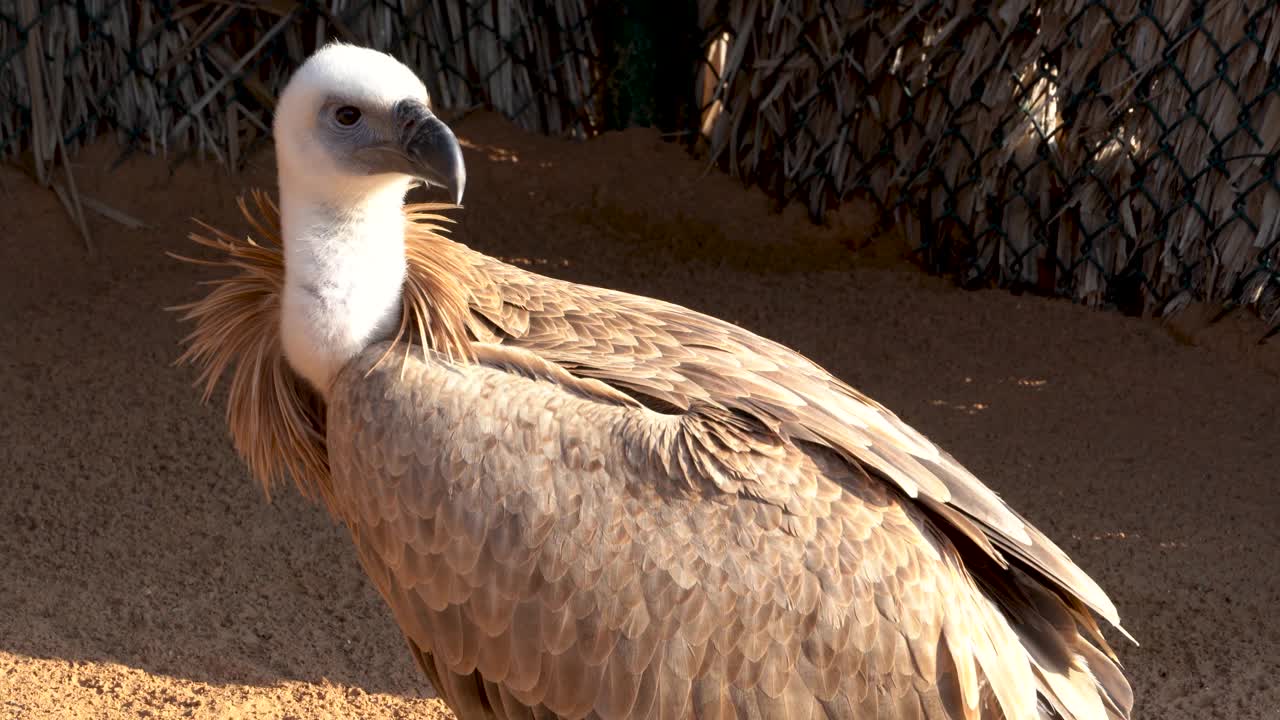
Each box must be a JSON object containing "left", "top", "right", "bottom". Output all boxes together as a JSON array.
[{"left": 360, "top": 99, "right": 466, "bottom": 204}]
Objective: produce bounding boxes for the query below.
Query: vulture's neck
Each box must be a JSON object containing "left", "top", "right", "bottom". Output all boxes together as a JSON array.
[{"left": 278, "top": 178, "right": 412, "bottom": 397}]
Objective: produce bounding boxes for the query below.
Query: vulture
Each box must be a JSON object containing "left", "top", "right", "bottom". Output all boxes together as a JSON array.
[{"left": 174, "top": 43, "right": 1135, "bottom": 720}]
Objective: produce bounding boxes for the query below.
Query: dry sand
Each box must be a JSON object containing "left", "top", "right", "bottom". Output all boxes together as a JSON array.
[{"left": 1, "top": 112, "right": 1278, "bottom": 719}]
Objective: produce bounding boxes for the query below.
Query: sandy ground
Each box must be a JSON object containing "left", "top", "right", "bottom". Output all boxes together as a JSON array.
[{"left": 1, "top": 111, "right": 1278, "bottom": 719}]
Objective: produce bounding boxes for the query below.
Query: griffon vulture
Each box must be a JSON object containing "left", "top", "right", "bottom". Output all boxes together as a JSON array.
[{"left": 174, "top": 43, "right": 1135, "bottom": 720}]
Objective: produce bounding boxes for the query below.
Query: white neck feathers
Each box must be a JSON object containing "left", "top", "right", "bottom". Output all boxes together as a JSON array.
[{"left": 279, "top": 177, "right": 412, "bottom": 396}]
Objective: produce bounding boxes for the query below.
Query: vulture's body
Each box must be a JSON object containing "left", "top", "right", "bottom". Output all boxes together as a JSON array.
[{"left": 176, "top": 44, "right": 1134, "bottom": 720}]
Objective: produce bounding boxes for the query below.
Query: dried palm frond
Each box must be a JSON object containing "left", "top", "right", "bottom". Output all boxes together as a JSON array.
[
  {"left": 0, "top": 0, "right": 602, "bottom": 174},
  {"left": 697, "top": 0, "right": 1279, "bottom": 333},
  {"left": 4, "top": 0, "right": 1276, "bottom": 331}
]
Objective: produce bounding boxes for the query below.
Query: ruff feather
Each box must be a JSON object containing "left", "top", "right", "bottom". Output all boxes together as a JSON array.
[{"left": 169, "top": 190, "right": 473, "bottom": 511}]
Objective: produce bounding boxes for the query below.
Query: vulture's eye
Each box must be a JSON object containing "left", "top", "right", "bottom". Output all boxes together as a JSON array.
[{"left": 334, "top": 106, "right": 362, "bottom": 126}]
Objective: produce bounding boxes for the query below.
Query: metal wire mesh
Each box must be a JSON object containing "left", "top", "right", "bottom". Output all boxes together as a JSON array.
[
  {"left": 696, "top": 0, "right": 1280, "bottom": 330},
  {"left": 0, "top": 0, "right": 606, "bottom": 172},
  {"left": 2, "top": 0, "right": 1277, "bottom": 331}
]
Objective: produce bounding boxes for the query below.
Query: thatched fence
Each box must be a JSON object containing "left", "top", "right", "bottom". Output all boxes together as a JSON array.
[{"left": 3, "top": 0, "right": 1278, "bottom": 333}]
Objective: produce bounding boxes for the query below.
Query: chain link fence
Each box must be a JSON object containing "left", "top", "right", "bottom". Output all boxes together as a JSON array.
[
  {"left": 0, "top": 0, "right": 606, "bottom": 171},
  {"left": 696, "top": 0, "right": 1280, "bottom": 331},
  {"left": 3, "top": 0, "right": 1278, "bottom": 332}
]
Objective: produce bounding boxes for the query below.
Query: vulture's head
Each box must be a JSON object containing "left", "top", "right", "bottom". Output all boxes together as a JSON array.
[{"left": 272, "top": 42, "right": 465, "bottom": 205}]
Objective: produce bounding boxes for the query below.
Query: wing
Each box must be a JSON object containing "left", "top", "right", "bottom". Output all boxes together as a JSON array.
[
  {"left": 447, "top": 242, "right": 1127, "bottom": 638},
  {"left": 327, "top": 342, "right": 1093, "bottom": 720}
]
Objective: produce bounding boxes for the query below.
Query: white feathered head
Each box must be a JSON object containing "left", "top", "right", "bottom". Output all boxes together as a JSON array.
[{"left": 272, "top": 42, "right": 465, "bottom": 203}]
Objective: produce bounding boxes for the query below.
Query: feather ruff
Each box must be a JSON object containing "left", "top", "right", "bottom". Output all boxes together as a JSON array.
[{"left": 169, "top": 191, "right": 473, "bottom": 511}]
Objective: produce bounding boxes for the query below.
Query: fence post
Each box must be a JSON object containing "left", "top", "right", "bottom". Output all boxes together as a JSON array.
[{"left": 597, "top": 0, "right": 700, "bottom": 134}]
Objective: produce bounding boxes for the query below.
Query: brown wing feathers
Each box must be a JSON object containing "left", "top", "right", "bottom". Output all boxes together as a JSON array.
[
  {"left": 330, "top": 348, "right": 1024, "bottom": 719},
  {"left": 440, "top": 217, "right": 1125, "bottom": 633}
]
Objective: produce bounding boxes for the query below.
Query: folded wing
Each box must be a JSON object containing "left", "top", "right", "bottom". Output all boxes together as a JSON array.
[{"left": 328, "top": 340, "right": 1131, "bottom": 720}]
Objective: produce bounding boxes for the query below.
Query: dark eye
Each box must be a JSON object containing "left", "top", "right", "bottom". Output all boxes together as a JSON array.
[{"left": 334, "top": 105, "right": 362, "bottom": 126}]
